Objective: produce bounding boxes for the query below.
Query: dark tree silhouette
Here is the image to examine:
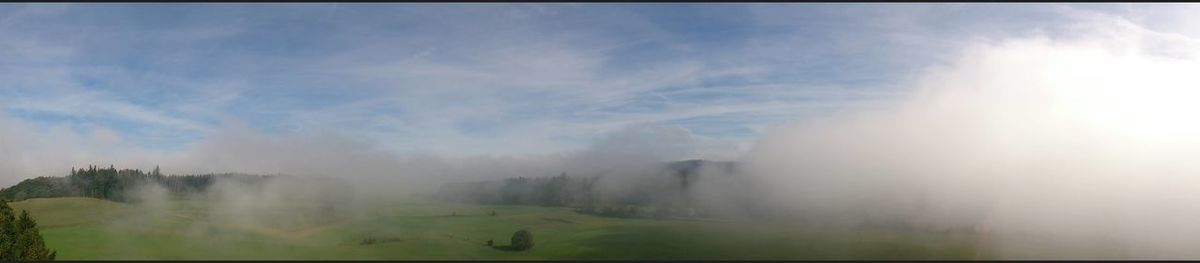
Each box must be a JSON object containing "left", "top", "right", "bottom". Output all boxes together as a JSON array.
[
  {"left": 0, "top": 200, "right": 55, "bottom": 260},
  {"left": 510, "top": 229, "right": 534, "bottom": 251}
]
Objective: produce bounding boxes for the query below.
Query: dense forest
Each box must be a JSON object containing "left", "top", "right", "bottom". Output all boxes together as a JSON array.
[
  {"left": 0, "top": 165, "right": 275, "bottom": 202},
  {"left": 434, "top": 160, "right": 761, "bottom": 219}
]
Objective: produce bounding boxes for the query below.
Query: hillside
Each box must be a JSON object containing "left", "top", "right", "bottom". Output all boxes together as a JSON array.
[{"left": 8, "top": 197, "right": 133, "bottom": 228}]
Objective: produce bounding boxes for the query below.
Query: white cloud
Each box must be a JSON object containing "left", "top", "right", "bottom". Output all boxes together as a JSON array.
[{"left": 742, "top": 11, "right": 1200, "bottom": 258}]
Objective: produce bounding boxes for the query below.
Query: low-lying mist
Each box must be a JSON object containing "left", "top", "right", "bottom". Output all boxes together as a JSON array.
[
  {"left": 5, "top": 10, "right": 1200, "bottom": 260},
  {"left": 743, "top": 28, "right": 1200, "bottom": 258}
]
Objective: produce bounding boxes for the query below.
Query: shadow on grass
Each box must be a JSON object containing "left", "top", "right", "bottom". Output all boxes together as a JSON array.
[{"left": 490, "top": 245, "right": 528, "bottom": 252}]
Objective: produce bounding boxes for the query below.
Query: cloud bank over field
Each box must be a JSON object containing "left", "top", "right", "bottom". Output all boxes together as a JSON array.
[
  {"left": 6, "top": 4, "right": 1200, "bottom": 258},
  {"left": 744, "top": 8, "right": 1200, "bottom": 258},
  {"left": 0, "top": 114, "right": 715, "bottom": 195}
]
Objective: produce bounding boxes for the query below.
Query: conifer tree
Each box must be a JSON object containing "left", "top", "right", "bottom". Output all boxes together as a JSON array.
[{"left": 0, "top": 201, "right": 56, "bottom": 260}]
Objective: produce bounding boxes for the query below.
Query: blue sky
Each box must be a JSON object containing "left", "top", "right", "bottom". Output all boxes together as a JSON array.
[
  {"left": 1, "top": 3, "right": 1196, "bottom": 161},
  {"left": 12, "top": 4, "right": 1200, "bottom": 243}
]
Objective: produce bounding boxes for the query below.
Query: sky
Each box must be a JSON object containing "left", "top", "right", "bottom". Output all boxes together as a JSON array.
[
  {"left": 2, "top": 3, "right": 1200, "bottom": 183},
  {"left": 12, "top": 4, "right": 1200, "bottom": 257}
]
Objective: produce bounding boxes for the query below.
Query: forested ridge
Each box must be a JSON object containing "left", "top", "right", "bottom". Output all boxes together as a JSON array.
[
  {"left": 434, "top": 160, "right": 758, "bottom": 219},
  {"left": 1, "top": 160, "right": 751, "bottom": 220},
  {"left": 0, "top": 165, "right": 274, "bottom": 202}
]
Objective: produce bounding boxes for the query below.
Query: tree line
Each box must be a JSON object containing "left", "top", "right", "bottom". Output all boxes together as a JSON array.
[{"left": 0, "top": 165, "right": 274, "bottom": 203}]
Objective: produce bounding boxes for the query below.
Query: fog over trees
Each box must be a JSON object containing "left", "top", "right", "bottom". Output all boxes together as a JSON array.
[
  {"left": 434, "top": 160, "right": 767, "bottom": 220},
  {"left": 0, "top": 165, "right": 279, "bottom": 202}
]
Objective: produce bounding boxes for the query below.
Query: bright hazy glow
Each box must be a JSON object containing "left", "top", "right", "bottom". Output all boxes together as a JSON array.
[{"left": 745, "top": 24, "right": 1200, "bottom": 259}]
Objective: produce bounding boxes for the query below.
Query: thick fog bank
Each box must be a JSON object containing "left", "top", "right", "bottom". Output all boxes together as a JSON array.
[{"left": 742, "top": 24, "right": 1200, "bottom": 258}]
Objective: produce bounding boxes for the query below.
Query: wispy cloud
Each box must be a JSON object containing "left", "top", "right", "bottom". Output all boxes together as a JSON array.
[
  {"left": 3, "top": 4, "right": 1197, "bottom": 182},
  {"left": 7, "top": 91, "right": 214, "bottom": 133}
]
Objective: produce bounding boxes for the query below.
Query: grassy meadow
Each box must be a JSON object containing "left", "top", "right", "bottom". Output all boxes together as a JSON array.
[{"left": 8, "top": 197, "right": 984, "bottom": 260}]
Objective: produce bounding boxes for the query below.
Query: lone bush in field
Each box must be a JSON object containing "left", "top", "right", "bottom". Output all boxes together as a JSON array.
[
  {"left": 0, "top": 200, "right": 56, "bottom": 260},
  {"left": 510, "top": 229, "right": 534, "bottom": 251}
]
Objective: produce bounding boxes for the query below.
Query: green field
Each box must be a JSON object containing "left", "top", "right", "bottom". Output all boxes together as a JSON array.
[{"left": 8, "top": 197, "right": 983, "bottom": 260}]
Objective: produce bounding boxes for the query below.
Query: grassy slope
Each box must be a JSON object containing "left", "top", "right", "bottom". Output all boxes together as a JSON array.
[
  {"left": 8, "top": 197, "right": 132, "bottom": 227},
  {"left": 8, "top": 197, "right": 982, "bottom": 260}
]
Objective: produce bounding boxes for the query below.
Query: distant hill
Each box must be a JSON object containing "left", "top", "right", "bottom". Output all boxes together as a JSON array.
[{"left": 434, "top": 159, "right": 749, "bottom": 219}]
